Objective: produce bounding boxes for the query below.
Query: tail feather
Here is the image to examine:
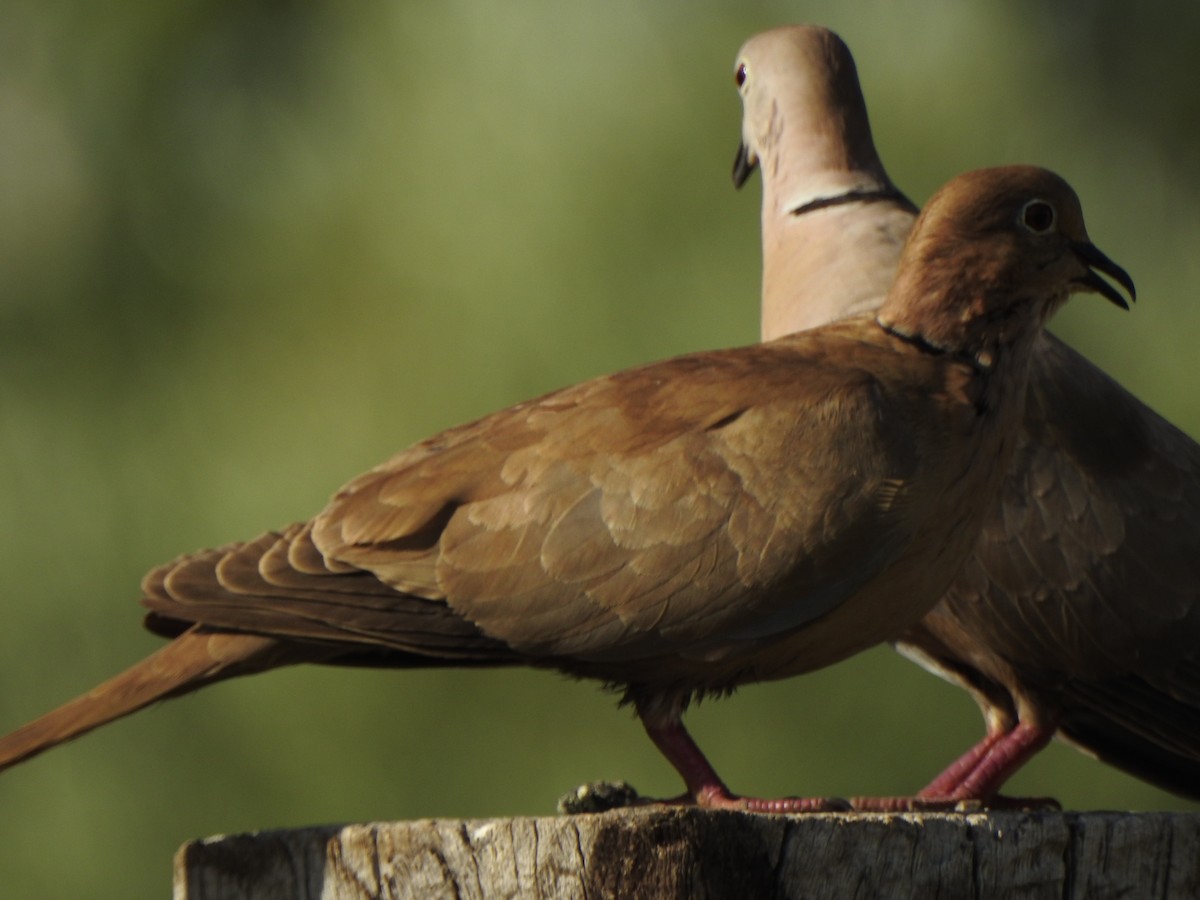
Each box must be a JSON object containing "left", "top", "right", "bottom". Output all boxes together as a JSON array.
[
  {"left": 2, "top": 525, "right": 524, "bottom": 774},
  {"left": 0, "top": 629, "right": 305, "bottom": 773}
]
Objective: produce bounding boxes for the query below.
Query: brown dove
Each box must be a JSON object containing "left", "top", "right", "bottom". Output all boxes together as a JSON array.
[
  {"left": 0, "top": 165, "right": 1130, "bottom": 812},
  {"left": 734, "top": 24, "right": 1198, "bottom": 803}
]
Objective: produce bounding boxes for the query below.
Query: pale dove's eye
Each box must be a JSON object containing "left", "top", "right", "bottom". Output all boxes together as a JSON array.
[{"left": 735, "top": 62, "right": 748, "bottom": 89}]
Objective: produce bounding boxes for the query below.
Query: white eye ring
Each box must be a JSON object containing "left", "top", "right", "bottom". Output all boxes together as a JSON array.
[{"left": 1020, "top": 199, "right": 1056, "bottom": 234}]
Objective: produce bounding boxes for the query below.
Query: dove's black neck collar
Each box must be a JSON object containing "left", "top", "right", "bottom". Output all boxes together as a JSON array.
[
  {"left": 789, "top": 187, "right": 916, "bottom": 218},
  {"left": 878, "top": 319, "right": 998, "bottom": 416},
  {"left": 877, "top": 319, "right": 996, "bottom": 376},
  {"left": 877, "top": 321, "right": 947, "bottom": 358}
]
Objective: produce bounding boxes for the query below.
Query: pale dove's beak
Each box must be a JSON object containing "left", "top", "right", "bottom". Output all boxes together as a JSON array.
[{"left": 732, "top": 141, "right": 757, "bottom": 189}]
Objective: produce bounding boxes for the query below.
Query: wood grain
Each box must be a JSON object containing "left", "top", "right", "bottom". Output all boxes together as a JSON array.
[{"left": 175, "top": 808, "right": 1200, "bottom": 899}]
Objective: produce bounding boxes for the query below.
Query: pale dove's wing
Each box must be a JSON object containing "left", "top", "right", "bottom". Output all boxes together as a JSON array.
[{"left": 901, "top": 333, "right": 1200, "bottom": 798}]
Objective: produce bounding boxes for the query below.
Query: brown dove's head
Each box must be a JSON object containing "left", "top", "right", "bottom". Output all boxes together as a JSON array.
[
  {"left": 732, "top": 25, "right": 888, "bottom": 193},
  {"left": 878, "top": 165, "right": 1134, "bottom": 367}
]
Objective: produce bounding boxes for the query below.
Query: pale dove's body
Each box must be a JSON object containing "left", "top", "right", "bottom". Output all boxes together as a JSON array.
[
  {"left": 735, "top": 25, "right": 1194, "bottom": 801},
  {"left": 0, "top": 164, "right": 1130, "bottom": 810}
]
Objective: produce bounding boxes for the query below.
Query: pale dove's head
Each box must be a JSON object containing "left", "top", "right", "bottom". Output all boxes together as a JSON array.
[{"left": 733, "top": 25, "right": 918, "bottom": 339}]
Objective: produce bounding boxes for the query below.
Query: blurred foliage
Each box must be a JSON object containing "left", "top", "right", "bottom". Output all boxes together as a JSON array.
[{"left": 1, "top": 1, "right": 1198, "bottom": 896}]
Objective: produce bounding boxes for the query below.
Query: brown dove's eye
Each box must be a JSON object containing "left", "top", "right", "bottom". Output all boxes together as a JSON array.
[
  {"left": 735, "top": 62, "right": 748, "bottom": 88},
  {"left": 1020, "top": 199, "right": 1056, "bottom": 234}
]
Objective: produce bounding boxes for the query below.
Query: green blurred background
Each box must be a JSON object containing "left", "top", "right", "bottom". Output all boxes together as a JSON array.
[{"left": 2, "top": 1, "right": 1198, "bottom": 895}]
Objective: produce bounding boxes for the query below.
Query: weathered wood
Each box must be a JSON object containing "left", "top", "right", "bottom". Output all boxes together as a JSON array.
[{"left": 174, "top": 808, "right": 1200, "bottom": 899}]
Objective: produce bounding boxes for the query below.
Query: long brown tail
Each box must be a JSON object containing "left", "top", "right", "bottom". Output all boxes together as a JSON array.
[{"left": 0, "top": 628, "right": 305, "bottom": 772}]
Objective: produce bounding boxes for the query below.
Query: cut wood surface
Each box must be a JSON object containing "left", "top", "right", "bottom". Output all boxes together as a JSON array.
[{"left": 174, "top": 807, "right": 1200, "bottom": 899}]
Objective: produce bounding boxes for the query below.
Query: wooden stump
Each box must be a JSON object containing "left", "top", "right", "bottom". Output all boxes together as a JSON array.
[{"left": 174, "top": 808, "right": 1200, "bottom": 899}]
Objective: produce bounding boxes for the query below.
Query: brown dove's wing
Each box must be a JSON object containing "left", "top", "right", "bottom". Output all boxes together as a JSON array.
[
  {"left": 141, "top": 524, "right": 518, "bottom": 664},
  {"left": 141, "top": 334, "right": 933, "bottom": 674},
  {"left": 307, "top": 333, "right": 936, "bottom": 667}
]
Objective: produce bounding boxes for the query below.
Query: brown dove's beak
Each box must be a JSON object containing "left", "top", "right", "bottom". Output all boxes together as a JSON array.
[
  {"left": 733, "top": 141, "right": 758, "bottom": 188},
  {"left": 1072, "top": 241, "right": 1136, "bottom": 310}
]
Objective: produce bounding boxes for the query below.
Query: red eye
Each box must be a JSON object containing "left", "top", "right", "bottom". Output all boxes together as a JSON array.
[
  {"left": 735, "top": 62, "right": 748, "bottom": 88},
  {"left": 1021, "top": 199, "right": 1055, "bottom": 233}
]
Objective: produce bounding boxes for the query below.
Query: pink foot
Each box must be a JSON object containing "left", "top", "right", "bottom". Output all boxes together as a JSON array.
[
  {"left": 639, "top": 704, "right": 850, "bottom": 813},
  {"left": 692, "top": 783, "right": 851, "bottom": 813}
]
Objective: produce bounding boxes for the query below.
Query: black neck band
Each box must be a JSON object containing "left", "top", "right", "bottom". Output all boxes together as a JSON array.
[
  {"left": 789, "top": 187, "right": 914, "bottom": 218},
  {"left": 878, "top": 320, "right": 947, "bottom": 357},
  {"left": 879, "top": 320, "right": 997, "bottom": 375}
]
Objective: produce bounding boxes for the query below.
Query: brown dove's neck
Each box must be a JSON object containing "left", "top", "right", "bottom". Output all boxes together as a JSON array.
[
  {"left": 878, "top": 312, "right": 1038, "bottom": 424},
  {"left": 877, "top": 243, "right": 1061, "bottom": 369}
]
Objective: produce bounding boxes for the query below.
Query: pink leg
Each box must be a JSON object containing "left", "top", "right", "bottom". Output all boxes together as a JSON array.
[
  {"left": 949, "top": 721, "right": 1054, "bottom": 799},
  {"left": 848, "top": 724, "right": 1057, "bottom": 811},
  {"left": 919, "top": 721, "right": 1055, "bottom": 801},
  {"left": 918, "top": 730, "right": 1007, "bottom": 798},
  {"left": 640, "top": 711, "right": 850, "bottom": 812},
  {"left": 639, "top": 704, "right": 1055, "bottom": 815}
]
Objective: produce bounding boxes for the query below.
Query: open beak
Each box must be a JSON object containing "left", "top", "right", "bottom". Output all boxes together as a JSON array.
[
  {"left": 1072, "top": 241, "right": 1136, "bottom": 310},
  {"left": 732, "top": 142, "right": 758, "bottom": 189}
]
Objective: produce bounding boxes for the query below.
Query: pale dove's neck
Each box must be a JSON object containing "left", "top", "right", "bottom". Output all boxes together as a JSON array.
[
  {"left": 757, "top": 117, "right": 917, "bottom": 340},
  {"left": 741, "top": 27, "right": 918, "bottom": 340}
]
